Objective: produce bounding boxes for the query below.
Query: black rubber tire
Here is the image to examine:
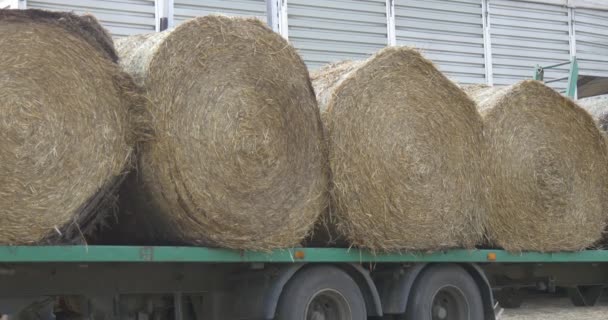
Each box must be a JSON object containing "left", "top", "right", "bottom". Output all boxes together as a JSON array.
[
  {"left": 275, "top": 266, "right": 367, "bottom": 320},
  {"left": 404, "top": 264, "right": 484, "bottom": 320}
]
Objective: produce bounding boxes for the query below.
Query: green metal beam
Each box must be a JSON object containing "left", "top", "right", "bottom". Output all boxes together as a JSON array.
[
  {"left": 0, "top": 246, "right": 607, "bottom": 263},
  {"left": 565, "top": 56, "right": 578, "bottom": 99},
  {"left": 532, "top": 56, "right": 578, "bottom": 99}
]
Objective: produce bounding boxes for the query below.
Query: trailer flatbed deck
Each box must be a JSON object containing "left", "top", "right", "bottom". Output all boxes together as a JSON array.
[{"left": 0, "top": 245, "right": 607, "bottom": 263}]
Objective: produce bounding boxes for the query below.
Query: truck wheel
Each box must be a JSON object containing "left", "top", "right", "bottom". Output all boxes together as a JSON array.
[
  {"left": 405, "top": 264, "right": 484, "bottom": 320},
  {"left": 275, "top": 266, "right": 366, "bottom": 320}
]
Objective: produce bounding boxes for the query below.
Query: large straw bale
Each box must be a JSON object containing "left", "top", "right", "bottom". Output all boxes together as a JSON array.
[
  {"left": 114, "top": 15, "right": 328, "bottom": 250},
  {"left": 466, "top": 81, "right": 608, "bottom": 252},
  {"left": 578, "top": 94, "right": 608, "bottom": 132},
  {"left": 311, "top": 47, "right": 487, "bottom": 251},
  {"left": 0, "top": 10, "right": 141, "bottom": 244}
]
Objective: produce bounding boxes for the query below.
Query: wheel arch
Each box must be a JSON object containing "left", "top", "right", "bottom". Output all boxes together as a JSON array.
[
  {"left": 267, "top": 263, "right": 383, "bottom": 317},
  {"left": 234, "top": 263, "right": 382, "bottom": 319},
  {"left": 334, "top": 263, "right": 383, "bottom": 317},
  {"left": 460, "top": 263, "right": 496, "bottom": 320}
]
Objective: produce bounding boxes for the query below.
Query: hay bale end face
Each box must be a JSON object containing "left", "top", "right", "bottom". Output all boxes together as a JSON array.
[
  {"left": 0, "top": 10, "right": 137, "bottom": 244},
  {"left": 467, "top": 81, "right": 608, "bottom": 252},
  {"left": 311, "top": 47, "right": 487, "bottom": 251},
  {"left": 115, "top": 15, "right": 328, "bottom": 250}
]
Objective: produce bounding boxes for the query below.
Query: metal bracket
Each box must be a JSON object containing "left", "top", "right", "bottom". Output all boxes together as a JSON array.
[
  {"left": 568, "top": 285, "right": 603, "bottom": 307},
  {"left": 532, "top": 56, "right": 578, "bottom": 98},
  {"left": 159, "top": 18, "right": 169, "bottom": 32}
]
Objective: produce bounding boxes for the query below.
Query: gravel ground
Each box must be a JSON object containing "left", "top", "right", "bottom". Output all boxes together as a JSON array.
[{"left": 500, "top": 294, "right": 608, "bottom": 320}]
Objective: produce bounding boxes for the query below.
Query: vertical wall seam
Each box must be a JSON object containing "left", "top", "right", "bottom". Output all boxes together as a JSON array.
[
  {"left": 269, "top": 0, "right": 288, "bottom": 39},
  {"left": 267, "top": 0, "right": 279, "bottom": 33},
  {"left": 568, "top": 7, "right": 576, "bottom": 57},
  {"left": 568, "top": 6, "right": 576, "bottom": 98},
  {"left": 280, "top": 0, "right": 288, "bottom": 39},
  {"left": 386, "top": 0, "right": 396, "bottom": 46},
  {"left": 167, "top": 0, "right": 174, "bottom": 29},
  {"left": 482, "top": 0, "right": 494, "bottom": 86},
  {"left": 154, "top": 0, "right": 161, "bottom": 32}
]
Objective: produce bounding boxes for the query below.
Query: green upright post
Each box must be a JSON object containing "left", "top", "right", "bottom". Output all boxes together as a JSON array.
[{"left": 566, "top": 56, "right": 578, "bottom": 99}]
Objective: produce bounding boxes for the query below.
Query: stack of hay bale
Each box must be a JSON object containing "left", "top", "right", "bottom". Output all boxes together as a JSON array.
[
  {"left": 0, "top": 10, "right": 143, "bottom": 244},
  {"left": 4, "top": 8, "right": 608, "bottom": 253},
  {"left": 466, "top": 81, "right": 608, "bottom": 252},
  {"left": 313, "top": 49, "right": 608, "bottom": 252}
]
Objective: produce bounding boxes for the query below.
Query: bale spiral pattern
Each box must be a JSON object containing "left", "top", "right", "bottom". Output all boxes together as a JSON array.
[
  {"left": 115, "top": 16, "right": 328, "bottom": 250},
  {"left": 312, "top": 47, "right": 487, "bottom": 251},
  {"left": 466, "top": 81, "right": 608, "bottom": 252},
  {"left": 0, "top": 10, "right": 139, "bottom": 244}
]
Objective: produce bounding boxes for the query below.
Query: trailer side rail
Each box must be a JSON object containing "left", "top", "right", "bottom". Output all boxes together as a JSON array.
[{"left": 0, "top": 246, "right": 607, "bottom": 263}]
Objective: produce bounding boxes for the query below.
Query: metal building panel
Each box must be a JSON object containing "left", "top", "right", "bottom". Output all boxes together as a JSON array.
[
  {"left": 574, "top": 8, "right": 608, "bottom": 77},
  {"left": 172, "top": 0, "right": 266, "bottom": 28},
  {"left": 287, "top": 0, "right": 388, "bottom": 70},
  {"left": 25, "top": 0, "right": 157, "bottom": 37},
  {"left": 488, "top": 0, "right": 571, "bottom": 89},
  {"left": 395, "top": 0, "right": 486, "bottom": 84},
  {"left": 0, "top": 0, "right": 18, "bottom": 8}
]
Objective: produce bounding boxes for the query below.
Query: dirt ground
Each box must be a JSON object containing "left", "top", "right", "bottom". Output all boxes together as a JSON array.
[{"left": 500, "top": 294, "right": 608, "bottom": 320}]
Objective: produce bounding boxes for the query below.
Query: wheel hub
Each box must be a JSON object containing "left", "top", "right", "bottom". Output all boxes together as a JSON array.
[
  {"left": 433, "top": 304, "right": 448, "bottom": 319},
  {"left": 431, "top": 285, "right": 470, "bottom": 320},
  {"left": 305, "top": 289, "right": 351, "bottom": 320}
]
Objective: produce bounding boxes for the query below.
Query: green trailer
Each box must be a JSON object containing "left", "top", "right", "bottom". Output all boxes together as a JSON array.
[
  {"left": 2, "top": 245, "right": 608, "bottom": 320},
  {"left": 4, "top": 58, "right": 607, "bottom": 320}
]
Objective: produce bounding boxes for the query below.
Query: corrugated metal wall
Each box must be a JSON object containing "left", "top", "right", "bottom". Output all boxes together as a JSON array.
[
  {"left": 574, "top": 8, "right": 608, "bottom": 77},
  {"left": 287, "top": 0, "right": 388, "bottom": 70},
  {"left": 395, "top": 0, "right": 486, "bottom": 84},
  {"left": 171, "top": 0, "right": 266, "bottom": 27},
  {"left": 11, "top": 0, "right": 608, "bottom": 88},
  {"left": 488, "top": 0, "right": 571, "bottom": 89},
  {"left": 25, "top": 0, "right": 157, "bottom": 37}
]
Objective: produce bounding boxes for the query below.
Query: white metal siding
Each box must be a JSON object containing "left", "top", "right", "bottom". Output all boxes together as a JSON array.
[
  {"left": 0, "top": 0, "right": 17, "bottom": 8},
  {"left": 171, "top": 0, "right": 266, "bottom": 28},
  {"left": 287, "top": 0, "right": 388, "bottom": 70},
  {"left": 395, "top": 0, "right": 486, "bottom": 84},
  {"left": 488, "top": 0, "right": 571, "bottom": 89},
  {"left": 574, "top": 8, "right": 608, "bottom": 77},
  {"left": 25, "top": 0, "right": 157, "bottom": 37},
  {"left": 395, "top": 0, "right": 486, "bottom": 83}
]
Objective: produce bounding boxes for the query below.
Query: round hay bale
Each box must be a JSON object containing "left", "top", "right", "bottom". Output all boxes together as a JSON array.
[
  {"left": 311, "top": 47, "right": 487, "bottom": 251},
  {"left": 466, "top": 81, "right": 608, "bottom": 252},
  {"left": 115, "top": 15, "right": 328, "bottom": 250},
  {"left": 578, "top": 94, "right": 608, "bottom": 132},
  {"left": 0, "top": 10, "right": 139, "bottom": 244}
]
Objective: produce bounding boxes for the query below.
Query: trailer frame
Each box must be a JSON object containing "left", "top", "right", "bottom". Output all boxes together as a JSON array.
[{"left": 4, "top": 245, "right": 608, "bottom": 319}]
